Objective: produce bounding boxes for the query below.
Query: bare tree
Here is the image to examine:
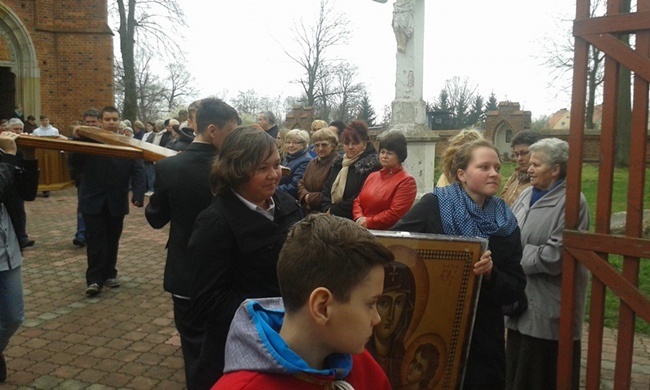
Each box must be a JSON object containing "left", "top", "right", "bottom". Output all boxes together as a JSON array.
[
  {"left": 113, "top": 0, "right": 186, "bottom": 120},
  {"left": 114, "top": 49, "right": 167, "bottom": 121},
  {"left": 430, "top": 77, "right": 483, "bottom": 129},
  {"left": 284, "top": 0, "right": 351, "bottom": 107},
  {"left": 330, "top": 63, "right": 365, "bottom": 123},
  {"left": 541, "top": 0, "right": 605, "bottom": 128},
  {"left": 162, "top": 63, "right": 199, "bottom": 113}
]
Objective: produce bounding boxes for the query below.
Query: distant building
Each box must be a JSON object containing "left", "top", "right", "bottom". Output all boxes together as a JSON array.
[{"left": 484, "top": 101, "right": 532, "bottom": 159}]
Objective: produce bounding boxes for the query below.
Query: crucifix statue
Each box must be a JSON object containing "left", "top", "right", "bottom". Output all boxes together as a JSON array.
[
  {"left": 372, "top": 0, "right": 426, "bottom": 128},
  {"left": 371, "top": 0, "right": 436, "bottom": 195}
]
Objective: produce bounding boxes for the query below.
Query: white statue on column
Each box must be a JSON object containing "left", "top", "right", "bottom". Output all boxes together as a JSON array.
[
  {"left": 392, "top": 0, "right": 414, "bottom": 54},
  {"left": 371, "top": 0, "right": 436, "bottom": 196}
]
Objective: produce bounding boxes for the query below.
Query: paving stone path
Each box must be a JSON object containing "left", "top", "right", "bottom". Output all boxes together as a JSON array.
[{"left": 0, "top": 187, "right": 646, "bottom": 389}]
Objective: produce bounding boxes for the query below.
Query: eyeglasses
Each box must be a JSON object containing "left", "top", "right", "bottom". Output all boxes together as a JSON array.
[
  {"left": 313, "top": 142, "right": 331, "bottom": 148},
  {"left": 511, "top": 150, "right": 530, "bottom": 159}
]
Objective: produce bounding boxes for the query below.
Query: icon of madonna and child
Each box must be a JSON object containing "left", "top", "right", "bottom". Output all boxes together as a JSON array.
[{"left": 366, "top": 245, "right": 447, "bottom": 390}]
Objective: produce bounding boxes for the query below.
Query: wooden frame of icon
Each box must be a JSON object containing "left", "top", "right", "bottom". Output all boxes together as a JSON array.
[{"left": 368, "top": 230, "right": 487, "bottom": 390}]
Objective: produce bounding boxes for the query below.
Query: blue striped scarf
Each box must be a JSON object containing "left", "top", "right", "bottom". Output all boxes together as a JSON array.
[{"left": 434, "top": 183, "right": 518, "bottom": 239}]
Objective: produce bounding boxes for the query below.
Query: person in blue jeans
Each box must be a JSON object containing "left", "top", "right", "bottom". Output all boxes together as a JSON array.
[{"left": 0, "top": 131, "right": 39, "bottom": 382}]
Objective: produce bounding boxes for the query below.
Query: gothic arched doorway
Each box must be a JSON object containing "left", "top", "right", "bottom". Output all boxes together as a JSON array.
[
  {"left": 0, "top": 5, "right": 40, "bottom": 120},
  {"left": 493, "top": 121, "right": 513, "bottom": 159}
]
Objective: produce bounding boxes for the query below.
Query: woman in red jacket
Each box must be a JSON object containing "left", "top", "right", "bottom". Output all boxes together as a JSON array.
[{"left": 353, "top": 131, "right": 417, "bottom": 230}]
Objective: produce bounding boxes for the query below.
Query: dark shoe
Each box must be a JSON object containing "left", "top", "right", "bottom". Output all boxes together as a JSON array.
[
  {"left": 0, "top": 353, "right": 6, "bottom": 382},
  {"left": 19, "top": 239, "right": 35, "bottom": 249},
  {"left": 73, "top": 238, "right": 86, "bottom": 247},
  {"left": 43, "top": 191, "right": 50, "bottom": 198},
  {"left": 104, "top": 278, "right": 120, "bottom": 288},
  {"left": 85, "top": 283, "right": 102, "bottom": 297}
]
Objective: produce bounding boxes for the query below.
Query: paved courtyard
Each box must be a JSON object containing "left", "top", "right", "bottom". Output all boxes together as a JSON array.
[{"left": 0, "top": 187, "right": 647, "bottom": 389}]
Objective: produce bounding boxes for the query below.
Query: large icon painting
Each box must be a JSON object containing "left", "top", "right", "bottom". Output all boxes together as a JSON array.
[{"left": 369, "top": 231, "right": 486, "bottom": 389}]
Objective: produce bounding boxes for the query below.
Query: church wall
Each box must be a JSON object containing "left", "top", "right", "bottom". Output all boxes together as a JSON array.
[{"left": 1, "top": 0, "right": 113, "bottom": 134}]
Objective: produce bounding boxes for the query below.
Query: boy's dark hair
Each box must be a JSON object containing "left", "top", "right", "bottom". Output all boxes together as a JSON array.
[
  {"left": 83, "top": 108, "right": 101, "bottom": 119},
  {"left": 100, "top": 106, "right": 120, "bottom": 119},
  {"left": 196, "top": 98, "right": 240, "bottom": 135},
  {"left": 39, "top": 115, "right": 48, "bottom": 120},
  {"left": 278, "top": 213, "right": 394, "bottom": 313},
  {"left": 379, "top": 131, "right": 408, "bottom": 163}
]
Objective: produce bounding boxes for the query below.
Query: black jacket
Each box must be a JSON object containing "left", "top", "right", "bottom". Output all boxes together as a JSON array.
[
  {"left": 320, "top": 142, "right": 381, "bottom": 219},
  {"left": 145, "top": 142, "right": 216, "bottom": 297},
  {"left": 68, "top": 153, "right": 145, "bottom": 216},
  {"left": 188, "top": 189, "right": 302, "bottom": 379},
  {"left": 393, "top": 193, "right": 525, "bottom": 388},
  {"left": 146, "top": 130, "right": 172, "bottom": 148}
]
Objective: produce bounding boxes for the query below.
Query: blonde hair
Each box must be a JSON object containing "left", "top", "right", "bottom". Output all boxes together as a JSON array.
[
  {"left": 440, "top": 129, "right": 484, "bottom": 184},
  {"left": 311, "top": 119, "right": 328, "bottom": 132},
  {"left": 285, "top": 129, "right": 310, "bottom": 146}
]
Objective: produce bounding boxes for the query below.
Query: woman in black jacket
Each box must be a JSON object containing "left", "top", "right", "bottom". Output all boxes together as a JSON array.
[
  {"left": 393, "top": 139, "right": 525, "bottom": 390},
  {"left": 320, "top": 120, "right": 380, "bottom": 220},
  {"left": 188, "top": 126, "right": 303, "bottom": 389}
]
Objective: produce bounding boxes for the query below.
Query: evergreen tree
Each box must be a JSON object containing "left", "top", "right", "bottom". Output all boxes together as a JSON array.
[
  {"left": 485, "top": 92, "right": 498, "bottom": 111},
  {"left": 356, "top": 94, "right": 376, "bottom": 126}
]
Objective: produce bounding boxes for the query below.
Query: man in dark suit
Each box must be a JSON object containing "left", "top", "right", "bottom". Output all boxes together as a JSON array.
[
  {"left": 256, "top": 110, "right": 279, "bottom": 139},
  {"left": 145, "top": 98, "right": 239, "bottom": 390},
  {"left": 69, "top": 106, "right": 146, "bottom": 296}
]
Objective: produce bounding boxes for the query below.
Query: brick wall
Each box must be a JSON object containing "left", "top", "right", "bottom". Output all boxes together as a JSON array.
[{"left": 2, "top": 0, "right": 113, "bottom": 135}]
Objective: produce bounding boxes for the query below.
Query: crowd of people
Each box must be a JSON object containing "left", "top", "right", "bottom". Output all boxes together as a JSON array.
[{"left": 0, "top": 99, "right": 590, "bottom": 390}]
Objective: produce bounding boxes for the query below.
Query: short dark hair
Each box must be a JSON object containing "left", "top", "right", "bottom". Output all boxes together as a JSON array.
[
  {"left": 341, "top": 120, "right": 369, "bottom": 144},
  {"left": 100, "top": 106, "right": 120, "bottom": 119},
  {"left": 196, "top": 98, "right": 240, "bottom": 135},
  {"left": 210, "top": 126, "right": 278, "bottom": 195},
  {"left": 329, "top": 120, "right": 346, "bottom": 137},
  {"left": 379, "top": 131, "right": 408, "bottom": 163},
  {"left": 27, "top": 115, "right": 35, "bottom": 121},
  {"left": 511, "top": 130, "right": 543, "bottom": 148},
  {"left": 39, "top": 115, "right": 48, "bottom": 120},
  {"left": 83, "top": 108, "right": 101, "bottom": 119},
  {"left": 278, "top": 213, "right": 394, "bottom": 313}
]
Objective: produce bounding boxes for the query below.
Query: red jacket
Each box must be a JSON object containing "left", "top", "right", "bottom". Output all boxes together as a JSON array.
[
  {"left": 214, "top": 350, "right": 390, "bottom": 390},
  {"left": 353, "top": 165, "right": 417, "bottom": 230}
]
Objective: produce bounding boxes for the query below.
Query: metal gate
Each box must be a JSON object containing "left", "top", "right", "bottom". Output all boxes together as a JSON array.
[{"left": 559, "top": 0, "right": 650, "bottom": 389}]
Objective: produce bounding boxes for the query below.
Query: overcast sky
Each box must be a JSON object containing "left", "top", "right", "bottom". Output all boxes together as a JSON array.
[{"left": 170, "top": 0, "right": 577, "bottom": 119}]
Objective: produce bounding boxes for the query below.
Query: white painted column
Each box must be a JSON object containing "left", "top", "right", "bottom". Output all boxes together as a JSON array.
[{"left": 381, "top": 0, "right": 437, "bottom": 198}]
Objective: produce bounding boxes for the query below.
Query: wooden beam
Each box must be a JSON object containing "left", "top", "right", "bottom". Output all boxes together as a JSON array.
[
  {"left": 582, "top": 33, "right": 650, "bottom": 82},
  {"left": 16, "top": 135, "right": 144, "bottom": 160},
  {"left": 574, "top": 11, "right": 650, "bottom": 36},
  {"left": 566, "top": 247, "right": 650, "bottom": 323},
  {"left": 564, "top": 230, "right": 650, "bottom": 258},
  {"left": 75, "top": 127, "right": 178, "bottom": 162}
]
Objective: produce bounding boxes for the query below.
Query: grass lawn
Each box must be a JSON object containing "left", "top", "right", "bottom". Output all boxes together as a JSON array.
[
  {"left": 580, "top": 163, "right": 650, "bottom": 335},
  {"left": 432, "top": 160, "right": 650, "bottom": 335}
]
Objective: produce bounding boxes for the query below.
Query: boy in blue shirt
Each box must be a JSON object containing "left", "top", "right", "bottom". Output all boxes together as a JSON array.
[{"left": 214, "top": 213, "right": 393, "bottom": 389}]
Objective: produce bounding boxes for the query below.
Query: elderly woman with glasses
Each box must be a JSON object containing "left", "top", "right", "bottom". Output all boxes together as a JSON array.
[
  {"left": 505, "top": 138, "right": 589, "bottom": 390},
  {"left": 297, "top": 129, "right": 339, "bottom": 214},
  {"left": 500, "top": 131, "right": 543, "bottom": 207},
  {"left": 277, "top": 129, "right": 312, "bottom": 199}
]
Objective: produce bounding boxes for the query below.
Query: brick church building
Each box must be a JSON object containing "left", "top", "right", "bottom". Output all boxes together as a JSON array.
[{"left": 0, "top": 0, "right": 113, "bottom": 133}]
